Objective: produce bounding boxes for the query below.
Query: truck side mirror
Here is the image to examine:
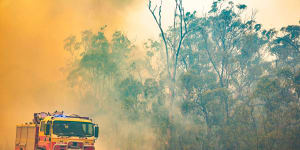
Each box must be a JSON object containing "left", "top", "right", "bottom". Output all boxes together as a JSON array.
[
  {"left": 45, "top": 124, "right": 50, "bottom": 135},
  {"left": 95, "top": 126, "right": 99, "bottom": 138}
]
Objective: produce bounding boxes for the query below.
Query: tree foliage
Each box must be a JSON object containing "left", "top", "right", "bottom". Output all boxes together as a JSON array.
[{"left": 64, "top": 1, "right": 300, "bottom": 149}]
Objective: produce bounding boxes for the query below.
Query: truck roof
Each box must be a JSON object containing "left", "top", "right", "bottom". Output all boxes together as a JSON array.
[{"left": 43, "top": 116, "right": 93, "bottom": 123}]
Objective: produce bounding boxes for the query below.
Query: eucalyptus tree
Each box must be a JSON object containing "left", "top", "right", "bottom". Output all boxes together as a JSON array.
[
  {"left": 178, "top": 0, "right": 272, "bottom": 122},
  {"left": 148, "top": 1, "right": 197, "bottom": 149},
  {"left": 64, "top": 27, "right": 136, "bottom": 109},
  {"left": 271, "top": 24, "right": 300, "bottom": 72},
  {"left": 174, "top": 1, "right": 279, "bottom": 149},
  {"left": 148, "top": 0, "right": 197, "bottom": 92}
]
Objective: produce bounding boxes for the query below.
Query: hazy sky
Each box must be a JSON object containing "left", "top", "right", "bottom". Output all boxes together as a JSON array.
[
  {"left": 125, "top": 0, "right": 300, "bottom": 41},
  {"left": 0, "top": 0, "right": 299, "bottom": 149}
]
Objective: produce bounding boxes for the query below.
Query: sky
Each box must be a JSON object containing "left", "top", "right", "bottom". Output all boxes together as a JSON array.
[{"left": 0, "top": 0, "right": 299, "bottom": 149}]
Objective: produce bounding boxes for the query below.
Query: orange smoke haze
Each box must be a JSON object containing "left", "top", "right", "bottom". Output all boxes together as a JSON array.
[{"left": 0, "top": 0, "right": 141, "bottom": 149}]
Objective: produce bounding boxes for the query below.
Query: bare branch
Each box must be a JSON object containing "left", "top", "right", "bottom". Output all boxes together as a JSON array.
[{"left": 148, "top": 0, "right": 171, "bottom": 78}]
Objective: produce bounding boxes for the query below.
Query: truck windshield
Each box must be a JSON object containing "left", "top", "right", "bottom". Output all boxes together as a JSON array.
[{"left": 53, "top": 121, "right": 94, "bottom": 137}]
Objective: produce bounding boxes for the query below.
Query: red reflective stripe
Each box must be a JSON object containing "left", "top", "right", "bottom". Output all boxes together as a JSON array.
[{"left": 84, "top": 146, "right": 95, "bottom": 150}]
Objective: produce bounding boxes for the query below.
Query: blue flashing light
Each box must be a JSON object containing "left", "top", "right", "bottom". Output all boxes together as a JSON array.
[{"left": 53, "top": 114, "right": 67, "bottom": 118}]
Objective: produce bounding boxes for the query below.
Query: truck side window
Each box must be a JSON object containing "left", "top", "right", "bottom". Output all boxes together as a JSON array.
[
  {"left": 45, "top": 121, "right": 52, "bottom": 135},
  {"left": 40, "top": 121, "right": 45, "bottom": 132}
]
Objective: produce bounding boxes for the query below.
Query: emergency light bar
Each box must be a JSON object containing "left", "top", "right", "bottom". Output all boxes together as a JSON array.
[{"left": 33, "top": 111, "right": 90, "bottom": 124}]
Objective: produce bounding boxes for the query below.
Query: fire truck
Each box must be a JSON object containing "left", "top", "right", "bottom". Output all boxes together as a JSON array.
[{"left": 15, "top": 111, "right": 99, "bottom": 150}]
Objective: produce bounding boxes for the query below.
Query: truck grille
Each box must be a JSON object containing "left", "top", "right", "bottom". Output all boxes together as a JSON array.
[{"left": 68, "top": 141, "right": 83, "bottom": 149}]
